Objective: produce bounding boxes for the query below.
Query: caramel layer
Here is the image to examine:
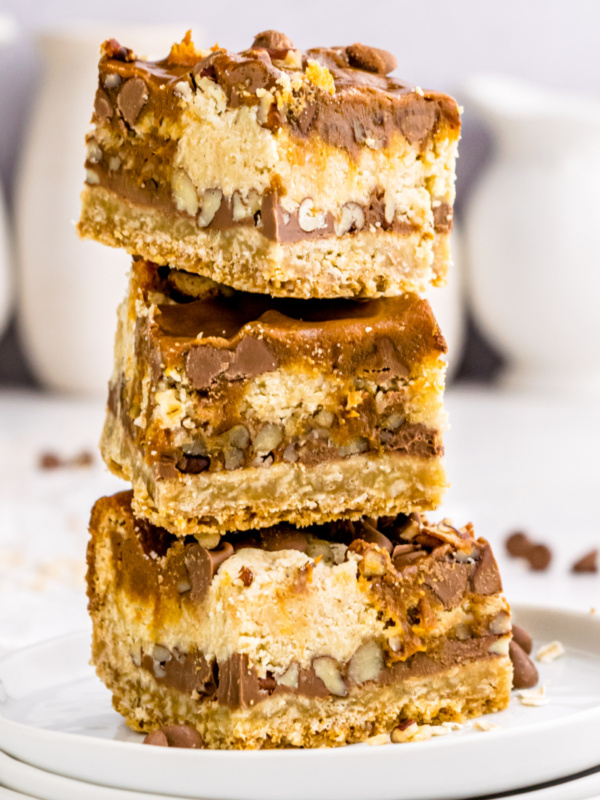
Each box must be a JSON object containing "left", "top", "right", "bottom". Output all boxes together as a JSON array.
[
  {"left": 143, "top": 264, "right": 447, "bottom": 384},
  {"left": 87, "top": 163, "right": 452, "bottom": 244}
]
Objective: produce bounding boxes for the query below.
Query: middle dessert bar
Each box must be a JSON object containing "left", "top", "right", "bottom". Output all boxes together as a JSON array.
[{"left": 102, "top": 260, "right": 448, "bottom": 536}]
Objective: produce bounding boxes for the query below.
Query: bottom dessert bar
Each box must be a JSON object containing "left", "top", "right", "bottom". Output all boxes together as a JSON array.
[{"left": 87, "top": 492, "right": 513, "bottom": 749}]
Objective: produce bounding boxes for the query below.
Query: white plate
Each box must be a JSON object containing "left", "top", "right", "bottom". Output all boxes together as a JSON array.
[
  {"left": 0, "top": 750, "right": 191, "bottom": 800},
  {"left": 1, "top": 752, "right": 600, "bottom": 800},
  {"left": 0, "top": 606, "right": 599, "bottom": 800}
]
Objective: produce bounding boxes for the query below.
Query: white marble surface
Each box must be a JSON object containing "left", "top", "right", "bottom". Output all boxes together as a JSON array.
[{"left": 0, "top": 387, "right": 598, "bottom": 656}]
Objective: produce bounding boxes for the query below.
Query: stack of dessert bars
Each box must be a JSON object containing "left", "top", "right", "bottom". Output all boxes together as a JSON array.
[{"left": 80, "top": 30, "right": 514, "bottom": 749}]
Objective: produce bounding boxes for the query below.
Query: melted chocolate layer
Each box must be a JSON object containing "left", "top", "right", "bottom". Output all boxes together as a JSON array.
[
  {"left": 149, "top": 271, "right": 446, "bottom": 383},
  {"left": 138, "top": 635, "right": 503, "bottom": 709},
  {"left": 94, "top": 34, "right": 460, "bottom": 159}
]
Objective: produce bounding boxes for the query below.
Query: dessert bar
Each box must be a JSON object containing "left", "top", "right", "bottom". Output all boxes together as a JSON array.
[
  {"left": 102, "top": 260, "right": 448, "bottom": 537},
  {"left": 87, "top": 491, "right": 512, "bottom": 749},
  {"left": 79, "top": 31, "right": 460, "bottom": 299}
]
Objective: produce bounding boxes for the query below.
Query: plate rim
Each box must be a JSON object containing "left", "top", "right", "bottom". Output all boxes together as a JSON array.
[
  {"left": 0, "top": 603, "right": 600, "bottom": 758},
  {"left": 1, "top": 604, "right": 600, "bottom": 800}
]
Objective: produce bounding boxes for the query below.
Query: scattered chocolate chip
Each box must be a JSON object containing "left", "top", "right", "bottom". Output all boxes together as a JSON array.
[
  {"left": 511, "top": 624, "right": 533, "bottom": 655},
  {"left": 252, "top": 30, "right": 294, "bottom": 51},
  {"left": 143, "top": 729, "right": 168, "bottom": 747},
  {"left": 73, "top": 450, "right": 94, "bottom": 467},
  {"left": 117, "top": 77, "right": 148, "bottom": 126},
  {"left": 396, "top": 718, "right": 417, "bottom": 732},
  {"left": 39, "top": 452, "right": 61, "bottom": 469},
  {"left": 528, "top": 544, "right": 552, "bottom": 571},
  {"left": 572, "top": 549, "right": 598, "bottom": 574},
  {"left": 38, "top": 450, "right": 94, "bottom": 470},
  {"left": 184, "top": 542, "right": 234, "bottom": 602},
  {"left": 346, "top": 42, "right": 397, "bottom": 75},
  {"left": 505, "top": 531, "right": 552, "bottom": 571},
  {"left": 506, "top": 531, "right": 532, "bottom": 557},
  {"left": 509, "top": 641, "right": 539, "bottom": 689},
  {"left": 143, "top": 724, "right": 204, "bottom": 748},
  {"left": 239, "top": 565, "right": 254, "bottom": 586}
]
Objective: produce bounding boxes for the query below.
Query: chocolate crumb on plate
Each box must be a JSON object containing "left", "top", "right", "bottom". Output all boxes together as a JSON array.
[
  {"left": 143, "top": 724, "right": 204, "bottom": 748},
  {"left": 572, "top": 549, "right": 598, "bottom": 574},
  {"left": 511, "top": 624, "right": 533, "bottom": 655},
  {"left": 509, "top": 640, "right": 539, "bottom": 690}
]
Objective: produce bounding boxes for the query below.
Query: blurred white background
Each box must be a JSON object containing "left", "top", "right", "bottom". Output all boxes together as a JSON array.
[{"left": 1, "top": 0, "right": 599, "bottom": 389}]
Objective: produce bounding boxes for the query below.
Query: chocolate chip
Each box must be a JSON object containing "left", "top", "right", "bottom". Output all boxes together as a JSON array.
[
  {"left": 177, "top": 454, "right": 210, "bottom": 474},
  {"left": 352, "top": 521, "right": 393, "bottom": 554},
  {"left": 186, "top": 347, "right": 230, "bottom": 390},
  {"left": 117, "top": 77, "right": 148, "bottom": 126},
  {"left": 216, "top": 653, "right": 268, "bottom": 708},
  {"left": 398, "top": 96, "right": 437, "bottom": 145},
  {"left": 346, "top": 43, "right": 397, "bottom": 75},
  {"left": 39, "top": 450, "right": 94, "bottom": 470},
  {"left": 509, "top": 641, "right": 539, "bottom": 689},
  {"left": 572, "top": 549, "right": 598, "bottom": 573},
  {"left": 141, "top": 650, "right": 214, "bottom": 695},
  {"left": 224, "top": 337, "right": 278, "bottom": 381},
  {"left": 143, "top": 729, "right": 168, "bottom": 746},
  {"left": 93, "top": 88, "right": 113, "bottom": 122},
  {"left": 512, "top": 624, "right": 533, "bottom": 655},
  {"left": 506, "top": 531, "right": 532, "bottom": 556},
  {"left": 470, "top": 544, "right": 503, "bottom": 595},
  {"left": 424, "top": 562, "right": 468, "bottom": 609},
  {"left": 39, "top": 452, "right": 61, "bottom": 469},
  {"left": 527, "top": 544, "right": 552, "bottom": 571},
  {"left": 506, "top": 531, "right": 552, "bottom": 571},
  {"left": 186, "top": 338, "right": 278, "bottom": 391},
  {"left": 184, "top": 542, "right": 234, "bottom": 602},
  {"left": 252, "top": 30, "right": 294, "bottom": 50},
  {"left": 143, "top": 724, "right": 204, "bottom": 748}
]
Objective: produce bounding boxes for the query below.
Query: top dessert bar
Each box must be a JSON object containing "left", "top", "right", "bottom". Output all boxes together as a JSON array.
[{"left": 79, "top": 31, "right": 460, "bottom": 299}]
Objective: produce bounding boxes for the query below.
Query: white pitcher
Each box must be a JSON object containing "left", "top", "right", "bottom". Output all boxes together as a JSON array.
[
  {"left": 15, "top": 24, "right": 193, "bottom": 395},
  {"left": 463, "top": 74, "right": 600, "bottom": 395},
  {"left": 0, "top": 14, "right": 17, "bottom": 340}
]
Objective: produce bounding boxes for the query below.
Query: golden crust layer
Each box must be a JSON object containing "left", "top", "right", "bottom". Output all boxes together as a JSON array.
[
  {"left": 102, "top": 410, "right": 448, "bottom": 536},
  {"left": 79, "top": 187, "right": 450, "bottom": 298}
]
